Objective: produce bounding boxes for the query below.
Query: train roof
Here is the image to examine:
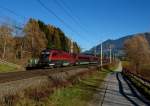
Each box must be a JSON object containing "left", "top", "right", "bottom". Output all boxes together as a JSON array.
[
  {"left": 80, "top": 53, "right": 95, "bottom": 56},
  {"left": 42, "top": 49, "right": 67, "bottom": 52}
]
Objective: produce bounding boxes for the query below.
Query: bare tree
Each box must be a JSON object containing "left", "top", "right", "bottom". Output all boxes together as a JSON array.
[
  {"left": 13, "top": 37, "right": 25, "bottom": 59},
  {"left": 0, "top": 24, "right": 13, "bottom": 59}
]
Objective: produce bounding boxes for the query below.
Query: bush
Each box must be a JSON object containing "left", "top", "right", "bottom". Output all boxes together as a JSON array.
[
  {"left": 0, "top": 94, "right": 19, "bottom": 106},
  {"left": 24, "top": 84, "right": 53, "bottom": 102}
]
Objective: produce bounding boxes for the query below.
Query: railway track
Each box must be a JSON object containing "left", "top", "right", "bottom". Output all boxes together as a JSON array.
[{"left": 0, "top": 64, "right": 98, "bottom": 83}]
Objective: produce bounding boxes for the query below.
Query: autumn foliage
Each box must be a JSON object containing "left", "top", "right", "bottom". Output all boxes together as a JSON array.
[
  {"left": 124, "top": 35, "right": 150, "bottom": 75},
  {"left": 0, "top": 18, "right": 80, "bottom": 65}
]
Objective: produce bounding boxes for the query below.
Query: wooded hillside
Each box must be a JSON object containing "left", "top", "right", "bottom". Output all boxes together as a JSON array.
[{"left": 0, "top": 18, "right": 80, "bottom": 65}]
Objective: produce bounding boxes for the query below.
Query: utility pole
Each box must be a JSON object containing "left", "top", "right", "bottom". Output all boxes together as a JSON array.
[
  {"left": 94, "top": 46, "right": 96, "bottom": 56},
  {"left": 109, "top": 45, "right": 112, "bottom": 64},
  {"left": 100, "top": 43, "right": 103, "bottom": 68}
]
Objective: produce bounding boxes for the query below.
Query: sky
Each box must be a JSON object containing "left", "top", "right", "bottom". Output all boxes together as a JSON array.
[{"left": 0, "top": 0, "right": 150, "bottom": 50}]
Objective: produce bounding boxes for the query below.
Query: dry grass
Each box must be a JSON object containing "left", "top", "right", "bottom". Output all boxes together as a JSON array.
[
  {"left": 46, "top": 65, "right": 115, "bottom": 106},
  {"left": 0, "top": 64, "right": 116, "bottom": 106},
  {"left": 0, "top": 67, "right": 96, "bottom": 106},
  {"left": 139, "top": 64, "right": 150, "bottom": 80},
  {"left": 122, "top": 61, "right": 150, "bottom": 80},
  {"left": 0, "top": 64, "right": 17, "bottom": 73}
]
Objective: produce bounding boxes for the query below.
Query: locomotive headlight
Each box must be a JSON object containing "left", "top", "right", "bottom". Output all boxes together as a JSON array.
[
  {"left": 41, "top": 52, "right": 50, "bottom": 55},
  {"left": 46, "top": 52, "right": 50, "bottom": 54}
]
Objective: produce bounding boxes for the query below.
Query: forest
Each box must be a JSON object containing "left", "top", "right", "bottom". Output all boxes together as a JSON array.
[{"left": 0, "top": 18, "right": 80, "bottom": 65}]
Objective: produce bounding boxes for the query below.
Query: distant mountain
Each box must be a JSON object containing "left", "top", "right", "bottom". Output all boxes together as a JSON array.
[{"left": 85, "top": 32, "right": 150, "bottom": 56}]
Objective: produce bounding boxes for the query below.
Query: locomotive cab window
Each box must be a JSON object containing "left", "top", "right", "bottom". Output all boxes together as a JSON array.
[{"left": 40, "top": 51, "right": 50, "bottom": 58}]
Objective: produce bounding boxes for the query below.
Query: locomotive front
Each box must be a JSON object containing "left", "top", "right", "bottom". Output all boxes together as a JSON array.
[{"left": 38, "top": 50, "right": 54, "bottom": 67}]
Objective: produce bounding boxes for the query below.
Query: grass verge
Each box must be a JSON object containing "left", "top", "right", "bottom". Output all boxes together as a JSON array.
[
  {"left": 0, "top": 64, "right": 17, "bottom": 73},
  {"left": 45, "top": 66, "right": 114, "bottom": 106}
]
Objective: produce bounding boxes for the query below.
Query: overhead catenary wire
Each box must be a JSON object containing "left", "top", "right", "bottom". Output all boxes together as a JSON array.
[
  {"left": 0, "top": 7, "right": 26, "bottom": 30},
  {"left": 60, "top": 0, "right": 81, "bottom": 22},
  {"left": 36, "top": 0, "right": 92, "bottom": 44},
  {"left": 0, "top": 1, "right": 91, "bottom": 51},
  {"left": 53, "top": 0, "right": 78, "bottom": 24},
  {"left": 0, "top": 16, "right": 23, "bottom": 31},
  {"left": 53, "top": 0, "right": 97, "bottom": 47},
  {"left": 0, "top": 6, "right": 35, "bottom": 55},
  {"left": 37, "top": 0, "right": 81, "bottom": 36},
  {"left": 59, "top": 0, "right": 88, "bottom": 30},
  {"left": 0, "top": 5, "right": 28, "bottom": 21},
  {"left": 0, "top": 1, "right": 81, "bottom": 53},
  {"left": 53, "top": 0, "right": 89, "bottom": 34}
]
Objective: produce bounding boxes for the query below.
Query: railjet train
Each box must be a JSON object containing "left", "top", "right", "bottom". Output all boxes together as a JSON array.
[{"left": 27, "top": 49, "right": 109, "bottom": 69}]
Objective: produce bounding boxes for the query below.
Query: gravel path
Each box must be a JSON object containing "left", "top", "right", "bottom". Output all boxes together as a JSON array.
[{"left": 91, "top": 62, "right": 150, "bottom": 106}]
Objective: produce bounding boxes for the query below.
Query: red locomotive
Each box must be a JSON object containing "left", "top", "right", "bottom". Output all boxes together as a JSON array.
[{"left": 37, "top": 49, "right": 99, "bottom": 68}]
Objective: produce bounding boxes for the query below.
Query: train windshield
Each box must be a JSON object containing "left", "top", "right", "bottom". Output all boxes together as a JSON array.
[{"left": 40, "top": 51, "right": 50, "bottom": 59}]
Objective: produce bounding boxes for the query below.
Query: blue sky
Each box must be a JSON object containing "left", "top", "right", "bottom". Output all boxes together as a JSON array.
[{"left": 0, "top": 0, "right": 150, "bottom": 50}]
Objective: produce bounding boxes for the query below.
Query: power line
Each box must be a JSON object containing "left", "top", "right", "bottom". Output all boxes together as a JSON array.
[
  {"left": 54, "top": 0, "right": 96, "bottom": 45},
  {"left": 54, "top": 0, "right": 87, "bottom": 33},
  {"left": 0, "top": 16, "right": 23, "bottom": 30},
  {"left": 53, "top": 0, "right": 77, "bottom": 23},
  {"left": 59, "top": 0, "right": 90, "bottom": 33},
  {"left": 59, "top": 0, "right": 82, "bottom": 23},
  {"left": 0, "top": 0, "right": 91, "bottom": 47},
  {"left": 37, "top": 0, "right": 93, "bottom": 47},
  {"left": 37, "top": 0, "right": 82, "bottom": 37},
  {"left": 0, "top": 5, "right": 28, "bottom": 21},
  {"left": 0, "top": 6, "right": 26, "bottom": 29}
]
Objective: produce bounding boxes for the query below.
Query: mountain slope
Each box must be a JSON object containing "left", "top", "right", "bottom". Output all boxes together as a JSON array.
[{"left": 86, "top": 32, "right": 150, "bottom": 55}]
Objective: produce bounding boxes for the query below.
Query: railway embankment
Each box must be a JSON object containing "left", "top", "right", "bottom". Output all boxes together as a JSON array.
[{"left": 0, "top": 65, "right": 98, "bottom": 105}]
